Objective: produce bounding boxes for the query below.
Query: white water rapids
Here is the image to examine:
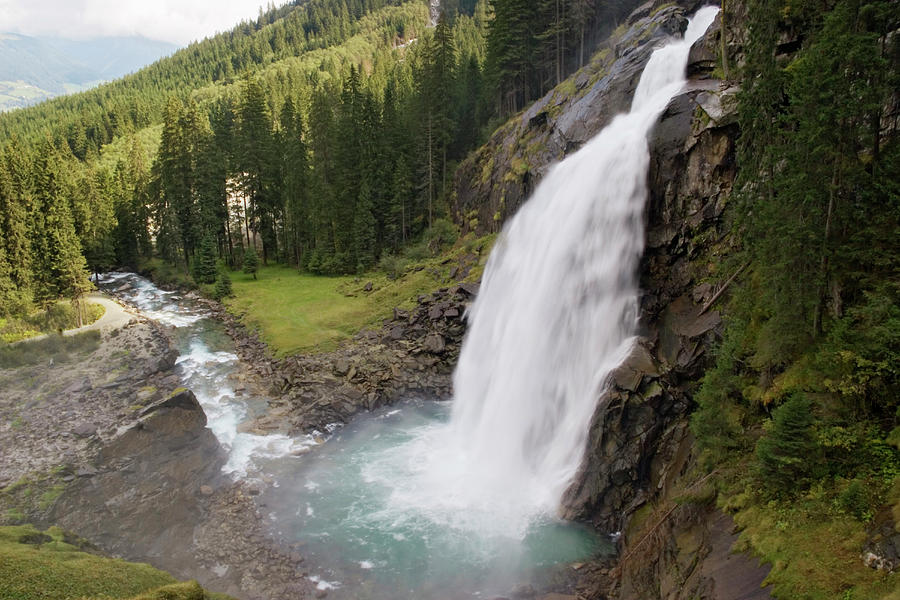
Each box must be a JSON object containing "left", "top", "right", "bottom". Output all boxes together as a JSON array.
[
  {"left": 99, "top": 272, "right": 325, "bottom": 477},
  {"left": 370, "top": 6, "right": 721, "bottom": 539}
]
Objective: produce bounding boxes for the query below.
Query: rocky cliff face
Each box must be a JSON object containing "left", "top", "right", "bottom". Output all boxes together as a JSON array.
[
  {"left": 455, "top": 0, "right": 737, "bottom": 525},
  {"left": 452, "top": 1, "right": 770, "bottom": 598}
]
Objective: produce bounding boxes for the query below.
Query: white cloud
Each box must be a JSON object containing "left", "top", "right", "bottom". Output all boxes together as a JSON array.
[{"left": 0, "top": 0, "right": 269, "bottom": 45}]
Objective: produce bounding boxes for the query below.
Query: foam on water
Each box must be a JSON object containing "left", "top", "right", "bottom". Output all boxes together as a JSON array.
[{"left": 99, "top": 272, "right": 309, "bottom": 478}]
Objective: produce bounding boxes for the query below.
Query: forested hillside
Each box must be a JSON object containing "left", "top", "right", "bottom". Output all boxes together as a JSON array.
[
  {"left": 688, "top": 1, "right": 899, "bottom": 596},
  {"left": 0, "top": 0, "right": 643, "bottom": 331}
]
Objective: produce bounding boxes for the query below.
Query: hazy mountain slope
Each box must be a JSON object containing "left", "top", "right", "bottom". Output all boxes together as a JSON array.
[
  {"left": 0, "top": 33, "right": 176, "bottom": 111},
  {"left": 43, "top": 36, "right": 178, "bottom": 80}
]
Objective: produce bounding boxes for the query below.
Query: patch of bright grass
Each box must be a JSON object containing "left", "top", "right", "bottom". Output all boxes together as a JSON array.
[
  {"left": 227, "top": 264, "right": 438, "bottom": 355},
  {"left": 226, "top": 234, "right": 496, "bottom": 356},
  {"left": 0, "top": 524, "right": 227, "bottom": 600}
]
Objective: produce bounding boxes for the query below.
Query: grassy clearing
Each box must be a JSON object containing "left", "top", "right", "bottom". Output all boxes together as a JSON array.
[
  {"left": 226, "top": 234, "right": 494, "bottom": 355},
  {"left": 0, "top": 525, "right": 227, "bottom": 600}
]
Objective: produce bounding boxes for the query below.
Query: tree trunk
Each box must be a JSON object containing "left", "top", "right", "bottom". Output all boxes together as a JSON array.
[{"left": 814, "top": 154, "right": 840, "bottom": 336}]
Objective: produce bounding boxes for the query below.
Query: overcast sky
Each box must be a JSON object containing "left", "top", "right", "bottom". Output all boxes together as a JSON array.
[{"left": 0, "top": 0, "right": 270, "bottom": 46}]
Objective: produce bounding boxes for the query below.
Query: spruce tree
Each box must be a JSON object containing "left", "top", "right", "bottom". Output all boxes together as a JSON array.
[
  {"left": 237, "top": 75, "right": 276, "bottom": 264},
  {"left": 243, "top": 246, "right": 259, "bottom": 280},
  {"left": 0, "top": 139, "right": 34, "bottom": 292},
  {"left": 353, "top": 178, "right": 377, "bottom": 273},
  {"left": 154, "top": 97, "right": 187, "bottom": 265},
  {"left": 192, "top": 234, "right": 219, "bottom": 284},
  {"left": 30, "top": 139, "right": 91, "bottom": 312},
  {"left": 214, "top": 269, "right": 233, "bottom": 300},
  {"left": 756, "top": 394, "right": 818, "bottom": 495},
  {"left": 0, "top": 231, "right": 20, "bottom": 318},
  {"left": 280, "top": 96, "right": 311, "bottom": 268}
]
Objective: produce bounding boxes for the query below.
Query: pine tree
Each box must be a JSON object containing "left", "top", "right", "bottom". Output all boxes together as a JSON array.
[
  {"left": 418, "top": 13, "right": 458, "bottom": 224},
  {"left": 0, "top": 229, "right": 21, "bottom": 318},
  {"left": 154, "top": 97, "right": 187, "bottom": 265},
  {"left": 236, "top": 75, "right": 277, "bottom": 264},
  {"left": 192, "top": 234, "right": 219, "bottom": 284},
  {"left": 242, "top": 246, "right": 259, "bottom": 279},
  {"left": 0, "top": 139, "right": 34, "bottom": 292},
  {"left": 280, "top": 96, "right": 311, "bottom": 268},
  {"left": 353, "top": 178, "right": 377, "bottom": 272},
  {"left": 30, "top": 139, "right": 91, "bottom": 312},
  {"left": 756, "top": 394, "right": 818, "bottom": 495},
  {"left": 214, "top": 268, "right": 233, "bottom": 300}
]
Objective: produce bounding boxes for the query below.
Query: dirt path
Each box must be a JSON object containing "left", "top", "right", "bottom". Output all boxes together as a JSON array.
[{"left": 67, "top": 292, "right": 137, "bottom": 335}]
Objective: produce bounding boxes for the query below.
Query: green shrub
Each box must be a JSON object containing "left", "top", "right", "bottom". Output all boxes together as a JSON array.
[
  {"left": 837, "top": 479, "right": 871, "bottom": 521},
  {"left": 213, "top": 270, "right": 233, "bottom": 300},
  {"left": 378, "top": 253, "right": 409, "bottom": 280},
  {"left": 191, "top": 236, "right": 218, "bottom": 285},
  {"left": 423, "top": 219, "right": 459, "bottom": 255}
]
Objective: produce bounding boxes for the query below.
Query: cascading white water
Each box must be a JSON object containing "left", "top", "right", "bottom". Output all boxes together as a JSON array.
[
  {"left": 99, "top": 272, "right": 321, "bottom": 478},
  {"left": 373, "top": 7, "right": 720, "bottom": 539}
]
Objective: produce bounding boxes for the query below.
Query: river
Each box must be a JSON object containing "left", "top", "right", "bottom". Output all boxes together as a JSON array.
[{"left": 99, "top": 272, "right": 610, "bottom": 600}]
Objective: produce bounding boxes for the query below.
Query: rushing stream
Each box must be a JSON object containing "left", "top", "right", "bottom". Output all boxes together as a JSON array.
[
  {"left": 96, "top": 8, "right": 718, "bottom": 599},
  {"left": 99, "top": 271, "right": 609, "bottom": 598}
]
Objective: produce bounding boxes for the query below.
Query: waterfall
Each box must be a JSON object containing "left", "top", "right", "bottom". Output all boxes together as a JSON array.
[{"left": 380, "top": 7, "right": 720, "bottom": 539}]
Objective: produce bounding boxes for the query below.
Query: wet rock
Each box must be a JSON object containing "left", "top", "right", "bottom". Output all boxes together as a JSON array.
[
  {"left": 460, "top": 282, "right": 479, "bottom": 297},
  {"left": 687, "top": 14, "right": 720, "bottom": 76},
  {"left": 863, "top": 510, "right": 900, "bottom": 572},
  {"left": 610, "top": 342, "right": 659, "bottom": 392}
]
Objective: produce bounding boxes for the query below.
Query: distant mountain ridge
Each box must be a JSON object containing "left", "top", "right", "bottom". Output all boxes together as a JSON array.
[{"left": 0, "top": 33, "right": 177, "bottom": 111}]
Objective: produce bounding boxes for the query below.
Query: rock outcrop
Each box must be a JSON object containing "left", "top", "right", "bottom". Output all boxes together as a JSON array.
[
  {"left": 211, "top": 283, "right": 479, "bottom": 435},
  {"left": 0, "top": 319, "right": 180, "bottom": 491},
  {"left": 50, "top": 388, "right": 225, "bottom": 558}
]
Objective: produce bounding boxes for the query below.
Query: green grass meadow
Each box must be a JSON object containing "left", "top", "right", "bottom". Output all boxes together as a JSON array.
[
  {"left": 226, "top": 264, "right": 441, "bottom": 355},
  {"left": 0, "top": 525, "right": 226, "bottom": 600},
  {"left": 224, "top": 234, "right": 494, "bottom": 355}
]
